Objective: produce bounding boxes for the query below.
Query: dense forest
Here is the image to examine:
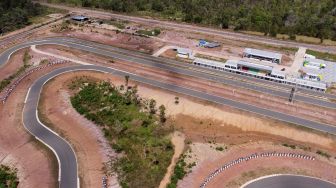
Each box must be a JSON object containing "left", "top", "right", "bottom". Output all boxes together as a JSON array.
[
  {"left": 0, "top": 0, "right": 46, "bottom": 34},
  {"left": 48, "top": 0, "right": 336, "bottom": 41}
]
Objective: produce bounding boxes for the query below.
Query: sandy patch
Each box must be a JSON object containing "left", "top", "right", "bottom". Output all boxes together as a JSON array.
[{"left": 159, "top": 131, "right": 185, "bottom": 188}]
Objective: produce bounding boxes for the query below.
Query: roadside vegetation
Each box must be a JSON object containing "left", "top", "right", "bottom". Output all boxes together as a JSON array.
[
  {"left": 282, "top": 143, "right": 296, "bottom": 149},
  {"left": 0, "top": 165, "right": 19, "bottom": 188},
  {"left": 29, "top": 6, "right": 67, "bottom": 24},
  {"left": 136, "top": 28, "right": 161, "bottom": 37},
  {"left": 306, "top": 50, "right": 336, "bottom": 62},
  {"left": 0, "top": 0, "right": 53, "bottom": 35},
  {"left": 0, "top": 50, "right": 31, "bottom": 92},
  {"left": 167, "top": 150, "right": 196, "bottom": 188},
  {"left": 47, "top": 0, "right": 336, "bottom": 42},
  {"left": 106, "top": 19, "right": 128, "bottom": 29},
  {"left": 69, "top": 77, "right": 174, "bottom": 188},
  {"left": 167, "top": 154, "right": 187, "bottom": 188},
  {"left": 316, "top": 150, "right": 331, "bottom": 159}
]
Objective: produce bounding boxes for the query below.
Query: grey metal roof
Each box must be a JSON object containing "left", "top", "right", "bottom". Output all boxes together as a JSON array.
[
  {"left": 193, "top": 58, "right": 225, "bottom": 67},
  {"left": 71, "top": 15, "right": 88, "bottom": 20},
  {"left": 237, "top": 60, "right": 274, "bottom": 71},
  {"left": 271, "top": 69, "right": 286, "bottom": 77},
  {"left": 205, "top": 42, "right": 220, "bottom": 48},
  {"left": 301, "top": 58, "right": 336, "bottom": 83},
  {"left": 177, "top": 48, "right": 192, "bottom": 55},
  {"left": 244, "top": 48, "right": 282, "bottom": 60},
  {"left": 225, "top": 60, "right": 238, "bottom": 67}
]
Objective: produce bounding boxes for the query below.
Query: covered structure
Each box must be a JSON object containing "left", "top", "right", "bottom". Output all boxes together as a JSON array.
[
  {"left": 71, "top": 15, "right": 89, "bottom": 22},
  {"left": 198, "top": 39, "right": 221, "bottom": 48},
  {"left": 176, "top": 48, "right": 193, "bottom": 59},
  {"left": 243, "top": 48, "right": 282, "bottom": 64}
]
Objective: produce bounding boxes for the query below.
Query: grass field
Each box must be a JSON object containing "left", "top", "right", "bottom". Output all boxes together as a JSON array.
[{"left": 69, "top": 78, "right": 173, "bottom": 188}]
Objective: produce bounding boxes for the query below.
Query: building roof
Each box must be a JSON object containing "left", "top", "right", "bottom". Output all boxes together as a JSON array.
[
  {"left": 177, "top": 48, "right": 193, "bottom": 55},
  {"left": 71, "top": 15, "right": 88, "bottom": 20},
  {"left": 225, "top": 60, "right": 238, "bottom": 67},
  {"left": 271, "top": 69, "right": 286, "bottom": 77},
  {"left": 237, "top": 60, "right": 274, "bottom": 72},
  {"left": 244, "top": 48, "right": 282, "bottom": 60},
  {"left": 301, "top": 58, "right": 336, "bottom": 84},
  {"left": 205, "top": 42, "right": 220, "bottom": 48},
  {"left": 194, "top": 58, "right": 225, "bottom": 67}
]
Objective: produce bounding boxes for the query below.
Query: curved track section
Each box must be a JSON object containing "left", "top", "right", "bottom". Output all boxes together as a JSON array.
[
  {"left": 23, "top": 71, "right": 78, "bottom": 188},
  {"left": 242, "top": 174, "right": 336, "bottom": 188},
  {"left": 21, "top": 64, "right": 336, "bottom": 188}
]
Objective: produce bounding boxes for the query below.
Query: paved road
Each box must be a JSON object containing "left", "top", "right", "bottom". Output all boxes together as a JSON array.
[
  {"left": 0, "top": 16, "right": 66, "bottom": 48},
  {"left": 41, "top": 3, "right": 336, "bottom": 53},
  {"left": 19, "top": 65, "right": 336, "bottom": 188},
  {"left": 243, "top": 175, "right": 336, "bottom": 188},
  {"left": 1, "top": 37, "right": 336, "bottom": 109},
  {"left": 2, "top": 41, "right": 336, "bottom": 188},
  {"left": 23, "top": 70, "right": 78, "bottom": 188}
]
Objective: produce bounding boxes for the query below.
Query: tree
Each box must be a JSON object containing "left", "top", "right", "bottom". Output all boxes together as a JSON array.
[
  {"left": 158, "top": 105, "right": 166, "bottom": 123},
  {"left": 174, "top": 96, "right": 179, "bottom": 104},
  {"left": 124, "top": 75, "right": 130, "bottom": 87},
  {"left": 149, "top": 99, "right": 156, "bottom": 115}
]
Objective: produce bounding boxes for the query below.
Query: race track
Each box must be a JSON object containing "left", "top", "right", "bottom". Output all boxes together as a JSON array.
[
  {"left": 1, "top": 38, "right": 336, "bottom": 188},
  {"left": 243, "top": 175, "right": 336, "bottom": 188}
]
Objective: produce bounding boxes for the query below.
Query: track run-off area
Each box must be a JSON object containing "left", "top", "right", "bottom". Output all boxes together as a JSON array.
[
  {"left": 1, "top": 37, "right": 336, "bottom": 187},
  {"left": 241, "top": 174, "right": 336, "bottom": 188}
]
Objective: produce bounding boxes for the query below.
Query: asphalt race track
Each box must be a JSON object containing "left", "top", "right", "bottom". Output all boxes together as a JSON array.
[
  {"left": 23, "top": 70, "right": 78, "bottom": 188},
  {"left": 1, "top": 37, "right": 336, "bottom": 109},
  {"left": 1, "top": 38, "right": 336, "bottom": 188},
  {"left": 243, "top": 175, "right": 336, "bottom": 188},
  {"left": 20, "top": 65, "right": 336, "bottom": 187}
]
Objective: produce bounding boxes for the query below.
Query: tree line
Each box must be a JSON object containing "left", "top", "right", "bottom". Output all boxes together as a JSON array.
[
  {"left": 47, "top": 0, "right": 336, "bottom": 41},
  {"left": 0, "top": 0, "right": 46, "bottom": 34}
]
